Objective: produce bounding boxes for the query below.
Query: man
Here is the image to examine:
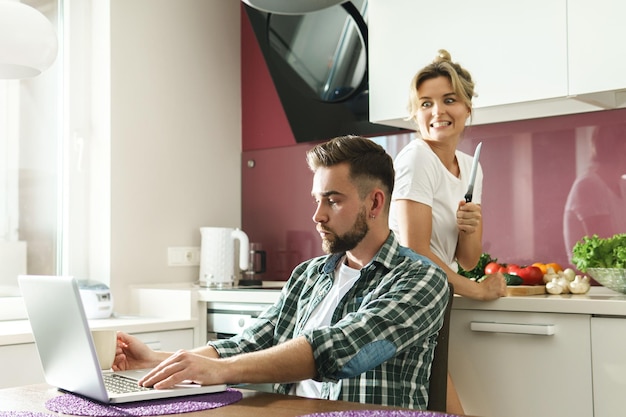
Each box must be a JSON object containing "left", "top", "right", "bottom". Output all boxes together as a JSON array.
[{"left": 113, "top": 135, "right": 449, "bottom": 409}]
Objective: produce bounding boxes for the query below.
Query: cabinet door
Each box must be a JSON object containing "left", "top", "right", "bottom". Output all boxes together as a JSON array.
[
  {"left": 0, "top": 343, "right": 45, "bottom": 388},
  {"left": 131, "top": 329, "right": 194, "bottom": 351},
  {"left": 591, "top": 317, "right": 626, "bottom": 417},
  {"left": 449, "top": 309, "right": 592, "bottom": 417},
  {"left": 568, "top": 0, "right": 626, "bottom": 96},
  {"left": 368, "top": 0, "right": 567, "bottom": 127}
]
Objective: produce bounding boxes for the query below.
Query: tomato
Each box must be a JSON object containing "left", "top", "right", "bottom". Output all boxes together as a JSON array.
[
  {"left": 516, "top": 265, "right": 544, "bottom": 285},
  {"left": 506, "top": 264, "right": 521, "bottom": 275},
  {"left": 532, "top": 262, "right": 548, "bottom": 275},
  {"left": 484, "top": 262, "right": 502, "bottom": 275}
]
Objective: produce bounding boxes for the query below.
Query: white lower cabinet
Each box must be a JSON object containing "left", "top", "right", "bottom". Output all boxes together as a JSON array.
[
  {"left": 449, "top": 309, "right": 593, "bottom": 417},
  {"left": 131, "top": 329, "right": 194, "bottom": 351},
  {"left": 0, "top": 328, "right": 194, "bottom": 389},
  {"left": 0, "top": 343, "right": 45, "bottom": 388},
  {"left": 590, "top": 317, "right": 626, "bottom": 417}
]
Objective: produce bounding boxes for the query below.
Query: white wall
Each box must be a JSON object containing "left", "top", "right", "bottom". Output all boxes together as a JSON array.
[{"left": 107, "top": 0, "right": 242, "bottom": 313}]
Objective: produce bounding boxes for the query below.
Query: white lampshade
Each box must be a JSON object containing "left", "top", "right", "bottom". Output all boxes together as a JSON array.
[
  {"left": 242, "top": 0, "right": 346, "bottom": 15},
  {"left": 0, "top": 0, "right": 58, "bottom": 79}
]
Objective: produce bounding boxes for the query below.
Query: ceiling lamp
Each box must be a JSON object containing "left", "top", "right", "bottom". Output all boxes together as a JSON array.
[
  {"left": 0, "top": 0, "right": 58, "bottom": 79},
  {"left": 242, "top": 0, "right": 346, "bottom": 15}
]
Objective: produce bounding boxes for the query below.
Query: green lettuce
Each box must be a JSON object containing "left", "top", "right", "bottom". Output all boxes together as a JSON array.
[
  {"left": 571, "top": 234, "right": 626, "bottom": 272},
  {"left": 458, "top": 252, "right": 496, "bottom": 279}
]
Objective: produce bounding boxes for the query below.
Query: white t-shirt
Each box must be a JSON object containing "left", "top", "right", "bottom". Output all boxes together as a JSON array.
[
  {"left": 290, "top": 259, "right": 361, "bottom": 398},
  {"left": 389, "top": 139, "right": 483, "bottom": 271}
]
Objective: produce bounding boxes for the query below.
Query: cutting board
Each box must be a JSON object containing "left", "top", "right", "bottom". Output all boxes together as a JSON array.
[{"left": 506, "top": 285, "right": 546, "bottom": 296}]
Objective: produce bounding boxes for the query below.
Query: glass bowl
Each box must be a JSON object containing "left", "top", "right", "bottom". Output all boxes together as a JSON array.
[{"left": 587, "top": 268, "right": 626, "bottom": 294}]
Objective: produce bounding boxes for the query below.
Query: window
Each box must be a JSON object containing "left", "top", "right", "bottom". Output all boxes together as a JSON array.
[
  {"left": 0, "top": 0, "right": 60, "bottom": 297},
  {"left": 1, "top": 0, "right": 109, "bottom": 310}
]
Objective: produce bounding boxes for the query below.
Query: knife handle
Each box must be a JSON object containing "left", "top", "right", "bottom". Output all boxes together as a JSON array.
[{"left": 464, "top": 184, "right": 474, "bottom": 203}]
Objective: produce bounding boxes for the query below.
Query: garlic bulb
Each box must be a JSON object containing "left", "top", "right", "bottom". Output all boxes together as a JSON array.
[
  {"left": 557, "top": 276, "right": 571, "bottom": 293},
  {"left": 561, "top": 268, "right": 576, "bottom": 281},
  {"left": 543, "top": 271, "right": 560, "bottom": 284},
  {"left": 546, "top": 277, "right": 564, "bottom": 295},
  {"left": 569, "top": 275, "right": 591, "bottom": 294}
]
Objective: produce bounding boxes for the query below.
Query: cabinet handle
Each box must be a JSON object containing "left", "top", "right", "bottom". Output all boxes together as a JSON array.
[
  {"left": 470, "top": 321, "right": 555, "bottom": 336},
  {"left": 145, "top": 341, "right": 163, "bottom": 350}
]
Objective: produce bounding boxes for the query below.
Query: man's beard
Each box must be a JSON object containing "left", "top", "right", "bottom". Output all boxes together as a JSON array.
[{"left": 321, "top": 207, "right": 369, "bottom": 254}]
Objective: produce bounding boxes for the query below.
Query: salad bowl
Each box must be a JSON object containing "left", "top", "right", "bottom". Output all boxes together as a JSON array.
[{"left": 587, "top": 268, "right": 626, "bottom": 294}]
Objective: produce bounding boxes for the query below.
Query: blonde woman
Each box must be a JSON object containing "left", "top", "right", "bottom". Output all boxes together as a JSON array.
[{"left": 389, "top": 50, "right": 507, "bottom": 414}]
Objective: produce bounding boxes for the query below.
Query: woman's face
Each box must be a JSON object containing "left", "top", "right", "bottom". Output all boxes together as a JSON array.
[{"left": 416, "top": 76, "right": 470, "bottom": 144}]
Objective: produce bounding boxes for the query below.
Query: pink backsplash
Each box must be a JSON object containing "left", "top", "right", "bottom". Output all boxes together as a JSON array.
[{"left": 242, "top": 108, "right": 626, "bottom": 281}]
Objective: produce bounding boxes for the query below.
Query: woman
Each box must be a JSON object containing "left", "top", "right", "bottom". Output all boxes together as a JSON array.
[{"left": 389, "top": 50, "right": 507, "bottom": 413}]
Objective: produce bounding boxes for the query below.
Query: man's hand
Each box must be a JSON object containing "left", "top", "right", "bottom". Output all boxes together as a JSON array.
[
  {"left": 112, "top": 332, "right": 167, "bottom": 371},
  {"left": 138, "top": 350, "right": 228, "bottom": 389}
]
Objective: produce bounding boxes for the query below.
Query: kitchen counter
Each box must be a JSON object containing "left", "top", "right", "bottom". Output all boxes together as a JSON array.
[
  {"left": 4, "top": 284, "right": 622, "bottom": 348},
  {"left": 197, "top": 285, "right": 284, "bottom": 304},
  {"left": 453, "top": 286, "right": 626, "bottom": 315},
  {"left": 131, "top": 281, "right": 286, "bottom": 305},
  {"left": 0, "top": 316, "right": 199, "bottom": 346},
  {"left": 193, "top": 282, "right": 626, "bottom": 317}
]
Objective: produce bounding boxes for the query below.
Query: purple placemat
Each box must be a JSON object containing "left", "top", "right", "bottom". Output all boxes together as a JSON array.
[
  {"left": 0, "top": 413, "right": 54, "bottom": 417},
  {"left": 44, "top": 388, "right": 242, "bottom": 416},
  {"left": 300, "top": 411, "right": 461, "bottom": 417}
]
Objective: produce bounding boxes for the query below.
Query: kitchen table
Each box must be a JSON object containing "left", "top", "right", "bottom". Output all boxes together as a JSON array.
[{"left": 0, "top": 384, "right": 472, "bottom": 417}]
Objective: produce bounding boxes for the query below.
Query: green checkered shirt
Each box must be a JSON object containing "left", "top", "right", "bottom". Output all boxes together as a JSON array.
[{"left": 208, "top": 232, "right": 449, "bottom": 409}]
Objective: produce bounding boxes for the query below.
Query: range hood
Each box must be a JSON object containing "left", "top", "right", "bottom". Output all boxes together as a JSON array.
[
  {"left": 241, "top": 0, "right": 345, "bottom": 15},
  {"left": 243, "top": 1, "right": 408, "bottom": 143}
]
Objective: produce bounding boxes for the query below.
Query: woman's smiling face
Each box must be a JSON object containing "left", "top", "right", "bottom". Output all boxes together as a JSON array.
[{"left": 416, "top": 76, "right": 471, "bottom": 143}]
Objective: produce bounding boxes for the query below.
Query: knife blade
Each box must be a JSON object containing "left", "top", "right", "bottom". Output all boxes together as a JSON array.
[{"left": 464, "top": 142, "right": 482, "bottom": 203}]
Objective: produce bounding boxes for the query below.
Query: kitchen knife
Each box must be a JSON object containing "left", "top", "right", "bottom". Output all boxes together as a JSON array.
[{"left": 464, "top": 142, "right": 482, "bottom": 203}]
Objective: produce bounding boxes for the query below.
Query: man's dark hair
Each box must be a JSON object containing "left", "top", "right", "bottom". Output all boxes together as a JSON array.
[{"left": 306, "top": 135, "right": 395, "bottom": 208}]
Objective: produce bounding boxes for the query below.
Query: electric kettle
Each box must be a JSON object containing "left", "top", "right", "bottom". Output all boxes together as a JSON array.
[{"left": 199, "top": 227, "right": 250, "bottom": 288}]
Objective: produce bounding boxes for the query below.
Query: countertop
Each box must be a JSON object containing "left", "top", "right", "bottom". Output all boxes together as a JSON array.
[
  {"left": 133, "top": 282, "right": 626, "bottom": 316},
  {"left": 198, "top": 283, "right": 626, "bottom": 317},
  {"left": 0, "top": 316, "right": 198, "bottom": 346},
  {"left": 132, "top": 281, "right": 287, "bottom": 304},
  {"left": 0, "top": 384, "right": 468, "bottom": 417},
  {"left": 453, "top": 286, "right": 626, "bottom": 315},
  {"left": 4, "top": 284, "right": 626, "bottom": 347}
]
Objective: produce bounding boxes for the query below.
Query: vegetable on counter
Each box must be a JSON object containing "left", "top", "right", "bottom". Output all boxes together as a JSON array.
[
  {"left": 458, "top": 253, "right": 571, "bottom": 287},
  {"left": 458, "top": 253, "right": 498, "bottom": 279},
  {"left": 571, "top": 233, "right": 626, "bottom": 272},
  {"left": 477, "top": 273, "right": 523, "bottom": 286},
  {"left": 457, "top": 253, "right": 525, "bottom": 286}
]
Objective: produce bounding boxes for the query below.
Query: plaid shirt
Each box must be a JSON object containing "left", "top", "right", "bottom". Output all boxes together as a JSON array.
[{"left": 208, "top": 232, "right": 449, "bottom": 409}]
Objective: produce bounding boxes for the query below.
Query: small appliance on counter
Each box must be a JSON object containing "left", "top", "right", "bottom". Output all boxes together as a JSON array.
[
  {"left": 239, "top": 242, "right": 267, "bottom": 286},
  {"left": 78, "top": 279, "right": 113, "bottom": 319},
  {"left": 199, "top": 227, "right": 250, "bottom": 288}
]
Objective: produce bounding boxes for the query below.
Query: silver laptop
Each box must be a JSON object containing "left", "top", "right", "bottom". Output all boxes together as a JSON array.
[{"left": 18, "top": 275, "right": 226, "bottom": 403}]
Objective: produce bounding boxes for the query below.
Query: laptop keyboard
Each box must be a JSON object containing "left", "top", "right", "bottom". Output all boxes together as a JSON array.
[{"left": 103, "top": 373, "right": 153, "bottom": 394}]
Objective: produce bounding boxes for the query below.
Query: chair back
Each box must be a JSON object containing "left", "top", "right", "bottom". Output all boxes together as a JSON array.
[{"left": 426, "top": 283, "right": 454, "bottom": 412}]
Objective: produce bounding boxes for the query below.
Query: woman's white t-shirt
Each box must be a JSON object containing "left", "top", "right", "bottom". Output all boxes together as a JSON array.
[{"left": 389, "top": 139, "right": 483, "bottom": 271}]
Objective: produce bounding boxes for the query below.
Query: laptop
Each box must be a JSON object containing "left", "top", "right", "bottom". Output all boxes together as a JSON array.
[{"left": 18, "top": 275, "right": 227, "bottom": 403}]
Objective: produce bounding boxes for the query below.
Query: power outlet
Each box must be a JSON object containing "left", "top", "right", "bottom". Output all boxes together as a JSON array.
[{"left": 167, "top": 247, "right": 200, "bottom": 266}]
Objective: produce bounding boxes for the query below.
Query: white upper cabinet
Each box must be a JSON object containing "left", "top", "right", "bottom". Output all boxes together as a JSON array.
[
  {"left": 568, "top": 0, "right": 626, "bottom": 106},
  {"left": 368, "top": 0, "right": 624, "bottom": 128}
]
